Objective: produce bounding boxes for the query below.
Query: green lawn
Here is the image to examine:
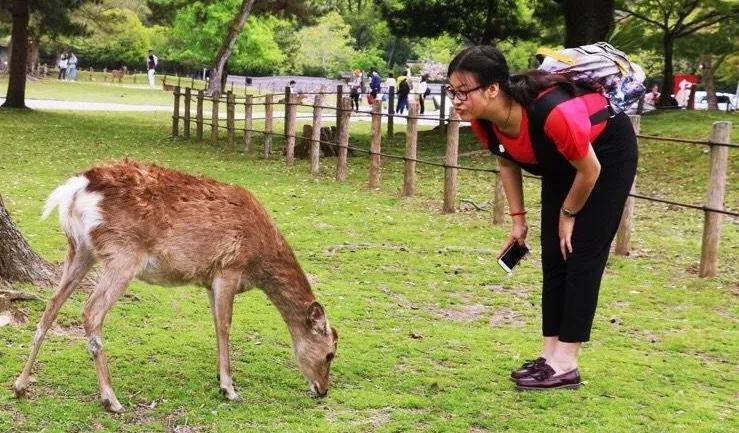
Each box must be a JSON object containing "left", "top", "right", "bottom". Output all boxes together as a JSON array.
[{"left": 0, "top": 102, "right": 736, "bottom": 433}]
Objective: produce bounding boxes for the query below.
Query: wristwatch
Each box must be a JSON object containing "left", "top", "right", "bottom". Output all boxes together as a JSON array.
[{"left": 561, "top": 207, "right": 578, "bottom": 217}]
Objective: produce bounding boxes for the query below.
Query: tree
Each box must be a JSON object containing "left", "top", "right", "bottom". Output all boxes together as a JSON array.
[
  {"left": 0, "top": 194, "right": 56, "bottom": 288},
  {"left": 206, "top": 0, "right": 255, "bottom": 96},
  {"left": 378, "top": 0, "right": 532, "bottom": 46},
  {"left": 618, "top": 0, "right": 738, "bottom": 106},
  {"left": 555, "top": 0, "right": 615, "bottom": 47},
  {"left": 169, "top": 2, "right": 285, "bottom": 76},
  {"left": 2, "top": 0, "right": 30, "bottom": 109},
  {"left": 1, "top": 0, "right": 88, "bottom": 109},
  {"left": 295, "top": 12, "right": 357, "bottom": 76}
]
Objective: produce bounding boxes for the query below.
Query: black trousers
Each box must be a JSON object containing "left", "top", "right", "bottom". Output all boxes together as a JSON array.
[{"left": 540, "top": 113, "right": 638, "bottom": 342}]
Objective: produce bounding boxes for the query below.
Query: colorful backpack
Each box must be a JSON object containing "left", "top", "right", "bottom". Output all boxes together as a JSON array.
[{"left": 536, "top": 42, "right": 646, "bottom": 113}]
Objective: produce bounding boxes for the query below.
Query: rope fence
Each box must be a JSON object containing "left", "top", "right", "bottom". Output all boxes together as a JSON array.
[{"left": 170, "top": 85, "right": 736, "bottom": 278}]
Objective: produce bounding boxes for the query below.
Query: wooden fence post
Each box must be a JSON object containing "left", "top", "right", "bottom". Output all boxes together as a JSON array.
[
  {"left": 492, "top": 159, "right": 506, "bottom": 225},
  {"left": 196, "top": 90, "right": 204, "bottom": 141},
  {"left": 284, "top": 86, "right": 291, "bottom": 138},
  {"left": 387, "top": 85, "right": 395, "bottom": 137},
  {"left": 244, "top": 95, "right": 253, "bottom": 153},
  {"left": 183, "top": 87, "right": 191, "bottom": 139},
  {"left": 227, "top": 91, "right": 235, "bottom": 150},
  {"left": 699, "top": 121, "right": 731, "bottom": 277},
  {"left": 210, "top": 93, "right": 219, "bottom": 145},
  {"left": 443, "top": 111, "right": 461, "bottom": 213},
  {"left": 439, "top": 89, "right": 447, "bottom": 131},
  {"left": 615, "top": 115, "right": 641, "bottom": 255},
  {"left": 264, "top": 94, "right": 274, "bottom": 158},
  {"left": 89, "top": 67, "right": 93, "bottom": 81},
  {"left": 368, "top": 100, "right": 383, "bottom": 189},
  {"left": 172, "top": 86, "right": 180, "bottom": 137},
  {"left": 402, "top": 102, "right": 419, "bottom": 197},
  {"left": 336, "top": 84, "right": 343, "bottom": 126},
  {"left": 336, "top": 97, "right": 352, "bottom": 182},
  {"left": 310, "top": 94, "right": 324, "bottom": 174},
  {"left": 285, "top": 94, "right": 298, "bottom": 166}
]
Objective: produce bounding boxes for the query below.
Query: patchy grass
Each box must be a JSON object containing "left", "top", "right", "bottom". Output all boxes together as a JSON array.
[{"left": 0, "top": 104, "right": 736, "bottom": 433}]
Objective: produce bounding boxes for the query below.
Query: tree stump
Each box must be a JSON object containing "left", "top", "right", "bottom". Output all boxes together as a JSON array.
[{"left": 294, "top": 125, "right": 352, "bottom": 158}]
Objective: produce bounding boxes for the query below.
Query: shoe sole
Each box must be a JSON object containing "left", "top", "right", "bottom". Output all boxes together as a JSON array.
[{"left": 515, "top": 382, "right": 581, "bottom": 391}]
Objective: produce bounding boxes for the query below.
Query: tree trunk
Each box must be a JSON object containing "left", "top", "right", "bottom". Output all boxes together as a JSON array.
[
  {"left": 561, "top": 0, "right": 615, "bottom": 47},
  {"left": 659, "top": 33, "right": 675, "bottom": 107},
  {"left": 2, "top": 0, "right": 30, "bottom": 109},
  {"left": 701, "top": 54, "right": 718, "bottom": 110},
  {"left": 0, "top": 195, "right": 57, "bottom": 288},
  {"left": 26, "top": 36, "right": 39, "bottom": 77},
  {"left": 206, "top": 0, "right": 256, "bottom": 97}
]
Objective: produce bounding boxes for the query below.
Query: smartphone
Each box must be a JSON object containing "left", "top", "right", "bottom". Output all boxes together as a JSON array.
[{"left": 498, "top": 242, "right": 529, "bottom": 273}]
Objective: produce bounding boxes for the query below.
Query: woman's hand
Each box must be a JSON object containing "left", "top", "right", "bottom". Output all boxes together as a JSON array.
[
  {"left": 498, "top": 217, "right": 528, "bottom": 259},
  {"left": 559, "top": 214, "right": 575, "bottom": 260}
]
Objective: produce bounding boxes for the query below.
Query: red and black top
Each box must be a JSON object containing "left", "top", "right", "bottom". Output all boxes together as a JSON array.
[{"left": 470, "top": 87, "right": 611, "bottom": 175}]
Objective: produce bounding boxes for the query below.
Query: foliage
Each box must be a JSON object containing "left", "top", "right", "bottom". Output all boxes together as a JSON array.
[
  {"left": 378, "top": 0, "right": 534, "bottom": 45},
  {"left": 168, "top": 1, "right": 285, "bottom": 75},
  {"left": 295, "top": 11, "right": 357, "bottom": 77}
]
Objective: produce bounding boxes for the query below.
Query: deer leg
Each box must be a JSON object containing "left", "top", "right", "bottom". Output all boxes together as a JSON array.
[
  {"left": 14, "top": 243, "right": 94, "bottom": 397},
  {"left": 82, "top": 256, "right": 141, "bottom": 414},
  {"left": 209, "top": 271, "right": 241, "bottom": 402}
]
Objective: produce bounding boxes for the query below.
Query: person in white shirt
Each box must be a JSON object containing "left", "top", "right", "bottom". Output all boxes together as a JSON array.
[
  {"left": 147, "top": 50, "right": 158, "bottom": 88},
  {"left": 57, "top": 54, "right": 68, "bottom": 80},
  {"left": 416, "top": 74, "right": 429, "bottom": 114}
]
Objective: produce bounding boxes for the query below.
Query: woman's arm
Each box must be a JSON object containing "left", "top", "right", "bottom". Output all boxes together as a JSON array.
[
  {"left": 562, "top": 144, "right": 601, "bottom": 213},
  {"left": 558, "top": 144, "right": 601, "bottom": 259},
  {"left": 497, "top": 156, "right": 528, "bottom": 257}
]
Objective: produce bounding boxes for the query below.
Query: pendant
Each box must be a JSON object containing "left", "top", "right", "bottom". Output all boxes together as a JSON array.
[{"left": 499, "top": 144, "right": 505, "bottom": 153}]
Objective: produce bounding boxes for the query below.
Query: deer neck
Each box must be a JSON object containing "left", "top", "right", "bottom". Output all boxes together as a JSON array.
[{"left": 259, "top": 253, "right": 315, "bottom": 339}]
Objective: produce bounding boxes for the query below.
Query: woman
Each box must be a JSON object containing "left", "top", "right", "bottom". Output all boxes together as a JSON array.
[
  {"left": 416, "top": 74, "right": 429, "bottom": 114},
  {"left": 446, "top": 46, "right": 637, "bottom": 390},
  {"left": 349, "top": 69, "right": 362, "bottom": 112}
]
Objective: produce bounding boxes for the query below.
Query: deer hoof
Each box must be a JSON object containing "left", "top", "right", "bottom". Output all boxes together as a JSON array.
[
  {"left": 12, "top": 378, "right": 29, "bottom": 398},
  {"left": 220, "top": 387, "right": 242, "bottom": 402},
  {"left": 102, "top": 398, "right": 125, "bottom": 414}
]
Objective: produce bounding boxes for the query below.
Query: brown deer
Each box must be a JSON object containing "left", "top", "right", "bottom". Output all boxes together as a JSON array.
[{"left": 13, "top": 160, "right": 338, "bottom": 413}]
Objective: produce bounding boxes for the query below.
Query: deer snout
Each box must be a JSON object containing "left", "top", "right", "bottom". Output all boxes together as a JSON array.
[{"left": 309, "top": 381, "right": 328, "bottom": 398}]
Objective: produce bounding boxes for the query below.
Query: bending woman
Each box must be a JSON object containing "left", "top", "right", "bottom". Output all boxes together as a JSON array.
[{"left": 446, "top": 46, "right": 637, "bottom": 390}]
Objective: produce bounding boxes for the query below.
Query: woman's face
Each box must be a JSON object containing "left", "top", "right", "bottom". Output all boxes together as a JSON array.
[{"left": 447, "top": 71, "right": 498, "bottom": 121}]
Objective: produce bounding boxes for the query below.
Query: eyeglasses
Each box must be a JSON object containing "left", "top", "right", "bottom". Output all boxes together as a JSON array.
[{"left": 445, "top": 84, "right": 486, "bottom": 101}]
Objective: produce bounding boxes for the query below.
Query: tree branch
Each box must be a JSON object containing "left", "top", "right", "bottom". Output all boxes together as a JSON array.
[
  {"left": 620, "top": 7, "right": 665, "bottom": 28},
  {"left": 676, "top": 11, "right": 723, "bottom": 36}
]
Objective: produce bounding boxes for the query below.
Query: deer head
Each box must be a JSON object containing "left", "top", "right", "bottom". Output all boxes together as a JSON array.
[{"left": 294, "top": 301, "right": 338, "bottom": 397}]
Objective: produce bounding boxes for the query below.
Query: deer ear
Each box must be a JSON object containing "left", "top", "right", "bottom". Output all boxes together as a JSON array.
[{"left": 307, "top": 301, "right": 327, "bottom": 335}]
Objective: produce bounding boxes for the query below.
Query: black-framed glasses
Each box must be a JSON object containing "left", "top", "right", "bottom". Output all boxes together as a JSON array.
[{"left": 445, "top": 84, "right": 486, "bottom": 101}]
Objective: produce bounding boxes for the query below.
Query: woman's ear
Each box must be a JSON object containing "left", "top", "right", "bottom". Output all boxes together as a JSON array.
[{"left": 483, "top": 82, "right": 500, "bottom": 99}]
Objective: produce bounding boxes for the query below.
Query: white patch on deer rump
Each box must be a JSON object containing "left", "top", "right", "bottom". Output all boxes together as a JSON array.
[{"left": 42, "top": 175, "right": 103, "bottom": 247}]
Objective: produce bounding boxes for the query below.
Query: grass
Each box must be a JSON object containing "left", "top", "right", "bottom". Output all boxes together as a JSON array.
[{"left": 0, "top": 92, "right": 736, "bottom": 433}]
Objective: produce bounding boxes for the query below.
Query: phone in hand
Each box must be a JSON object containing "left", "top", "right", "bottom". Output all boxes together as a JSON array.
[{"left": 498, "top": 242, "right": 529, "bottom": 273}]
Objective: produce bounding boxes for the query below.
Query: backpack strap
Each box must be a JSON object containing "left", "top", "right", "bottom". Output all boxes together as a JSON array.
[{"left": 478, "top": 119, "right": 543, "bottom": 176}]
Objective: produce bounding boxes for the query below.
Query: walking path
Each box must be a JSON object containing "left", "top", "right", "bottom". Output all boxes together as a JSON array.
[{"left": 0, "top": 98, "right": 467, "bottom": 127}]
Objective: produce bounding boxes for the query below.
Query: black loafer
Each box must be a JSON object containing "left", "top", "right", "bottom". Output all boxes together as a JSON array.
[{"left": 510, "top": 357, "right": 547, "bottom": 381}]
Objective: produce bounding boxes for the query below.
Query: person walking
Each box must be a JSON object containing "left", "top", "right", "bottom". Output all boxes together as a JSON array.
[
  {"left": 446, "top": 45, "right": 637, "bottom": 390},
  {"left": 147, "top": 50, "right": 158, "bottom": 89},
  {"left": 417, "top": 74, "right": 429, "bottom": 115},
  {"left": 396, "top": 76, "right": 411, "bottom": 114}
]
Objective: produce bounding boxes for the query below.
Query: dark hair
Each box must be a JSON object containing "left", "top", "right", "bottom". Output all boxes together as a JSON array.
[{"left": 447, "top": 45, "right": 582, "bottom": 106}]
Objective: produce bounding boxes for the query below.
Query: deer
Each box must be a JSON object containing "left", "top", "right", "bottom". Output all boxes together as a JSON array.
[{"left": 13, "top": 160, "right": 338, "bottom": 413}]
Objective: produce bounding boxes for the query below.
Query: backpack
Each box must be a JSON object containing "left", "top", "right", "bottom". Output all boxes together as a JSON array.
[{"left": 536, "top": 42, "right": 645, "bottom": 113}]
